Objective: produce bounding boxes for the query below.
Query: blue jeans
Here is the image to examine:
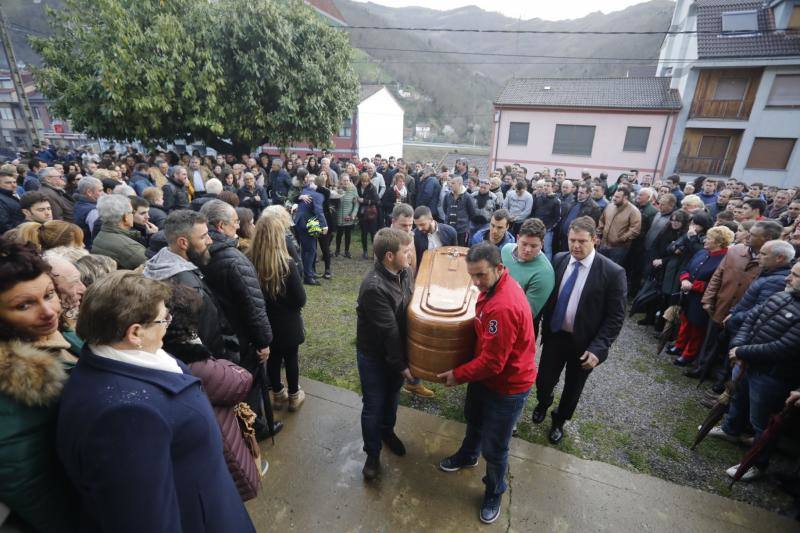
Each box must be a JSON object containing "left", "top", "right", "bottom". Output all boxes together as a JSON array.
[
  {"left": 543, "top": 229, "right": 554, "bottom": 262},
  {"left": 722, "top": 370, "right": 792, "bottom": 468},
  {"left": 455, "top": 382, "right": 530, "bottom": 496},
  {"left": 357, "top": 350, "right": 404, "bottom": 457},
  {"left": 297, "top": 230, "right": 318, "bottom": 281}
]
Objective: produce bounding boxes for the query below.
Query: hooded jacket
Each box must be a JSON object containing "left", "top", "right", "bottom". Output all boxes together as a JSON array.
[
  {"left": 143, "top": 248, "right": 227, "bottom": 355},
  {"left": 0, "top": 335, "right": 79, "bottom": 533}
]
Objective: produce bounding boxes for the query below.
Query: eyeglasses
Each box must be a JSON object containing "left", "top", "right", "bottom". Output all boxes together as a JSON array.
[{"left": 151, "top": 313, "right": 172, "bottom": 326}]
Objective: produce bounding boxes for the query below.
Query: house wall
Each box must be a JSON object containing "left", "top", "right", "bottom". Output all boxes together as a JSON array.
[
  {"left": 356, "top": 88, "right": 404, "bottom": 160},
  {"left": 490, "top": 107, "right": 677, "bottom": 180}
]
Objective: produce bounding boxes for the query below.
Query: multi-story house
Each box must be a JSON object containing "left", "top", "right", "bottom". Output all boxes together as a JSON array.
[{"left": 658, "top": 0, "right": 800, "bottom": 187}]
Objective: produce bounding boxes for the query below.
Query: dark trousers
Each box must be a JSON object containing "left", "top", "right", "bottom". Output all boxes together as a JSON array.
[
  {"left": 536, "top": 331, "right": 592, "bottom": 424},
  {"left": 317, "top": 231, "right": 332, "bottom": 272},
  {"left": 360, "top": 219, "right": 378, "bottom": 253},
  {"left": 267, "top": 344, "right": 300, "bottom": 394},
  {"left": 336, "top": 225, "right": 353, "bottom": 254},
  {"left": 456, "top": 231, "right": 469, "bottom": 247},
  {"left": 297, "top": 230, "right": 318, "bottom": 281},
  {"left": 693, "top": 321, "right": 726, "bottom": 376},
  {"left": 598, "top": 245, "right": 630, "bottom": 268},
  {"left": 357, "top": 350, "right": 403, "bottom": 457},
  {"left": 456, "top": 382, "right": 529, "bottom": 496},
  {"left": 240, "top": 357, "right": 268, "bottom": 433}
]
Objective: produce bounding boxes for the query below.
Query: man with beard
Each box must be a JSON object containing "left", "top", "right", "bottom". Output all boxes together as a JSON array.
[{"left": 143, "top": 210, "right": 227, "bottom": 356}]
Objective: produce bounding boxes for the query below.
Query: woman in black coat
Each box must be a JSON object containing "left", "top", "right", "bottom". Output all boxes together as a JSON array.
[
  {"left": 249, "top": 212, "right": 307, "bottom": 413},
  {"left": 355, "top": 171, "right": 380, "bottom": 259}
]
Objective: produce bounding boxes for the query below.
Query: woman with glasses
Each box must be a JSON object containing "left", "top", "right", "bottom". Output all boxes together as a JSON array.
[{"left": 56, "top": 271, "right": 255, "bottom": 532}]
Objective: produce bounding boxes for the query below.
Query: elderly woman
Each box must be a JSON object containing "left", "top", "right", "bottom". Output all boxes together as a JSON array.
[
  {"left": 669, "top": 225, "right": 735, "bottom": 365},
  {"left": 90, "top": 194, "right": 147, "bottom": 269},
  {"left": 335, "top": 172, "right": 359, "bottom": 258},
  {"left": 0, "top": 238, "right": 79, "bottom": 533},
  {"left": 56, "top": 272, "right": 255, "bottom": 531}
]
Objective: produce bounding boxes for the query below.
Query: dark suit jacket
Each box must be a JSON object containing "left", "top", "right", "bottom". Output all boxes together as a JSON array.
[
  {"left": 541, "top": 250, "right": 627, "bottom": 363},
  {"left": 413, "top": 222, "right": 457, "bottom": 262}
]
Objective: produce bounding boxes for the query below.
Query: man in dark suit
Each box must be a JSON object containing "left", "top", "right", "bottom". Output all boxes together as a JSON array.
[
  {"left": 412, "top": 205, "right": 457, "bottom": 261},
  {"left": 292, "top": 173, "right": 328, "bottom": 285},
  {"left": 533, "top": 216, "right": 627, "bottom": 444},
  {"left": 555, "top": 183, "right": 602, "bottom": 253}
]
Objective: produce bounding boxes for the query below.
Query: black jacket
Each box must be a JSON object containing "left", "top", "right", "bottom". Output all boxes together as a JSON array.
[
  {"left": 0, "top": 188, "right": 23, "bottom": 233},
  {"left": 200, "top": 229, "right": 272, "bottom": 369},
  {"left": 541, "top": 251, "right": 627, "bottom": 363},
  {"left": 413, "top": 222, "right": 458, "bottom": 263},
  {"left": 732, "top": 291, "right": 800, "bottom": 385},
  {"left": 262, "top": 260, "right": 306, "bottom": 351},
  {"left": 356, "top": 262, "right": 413, "bottom": 373},
  {"left": 149, "top": 206, "right": 168, "bottom": 230},
  {"left": 531, "top": 194, "right": 561, "bottom": 229},
  {"left": 190, "top": 193, "right": 218, "bottom": 212},
  {"left": 162, "top": 178, "right": 190, "bottom": 212}
]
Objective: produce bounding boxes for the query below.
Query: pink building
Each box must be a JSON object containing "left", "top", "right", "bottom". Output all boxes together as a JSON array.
[{"left": 489, "top": 77, "right": 683, "bottom": 181}]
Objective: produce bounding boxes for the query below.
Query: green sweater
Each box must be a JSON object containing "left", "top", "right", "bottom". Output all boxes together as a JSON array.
[{"left": 501, "top": 243, "right": 556, "bottom": 319}]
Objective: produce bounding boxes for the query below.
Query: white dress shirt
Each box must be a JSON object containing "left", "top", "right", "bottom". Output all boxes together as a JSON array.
[{"left": 557, "top": 249, "right": 596, "bottom": 333}]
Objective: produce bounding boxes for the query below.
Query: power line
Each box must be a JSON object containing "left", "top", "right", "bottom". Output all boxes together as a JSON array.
[{"left": 341, "top": 25, "right": 775, "bottom": 36}]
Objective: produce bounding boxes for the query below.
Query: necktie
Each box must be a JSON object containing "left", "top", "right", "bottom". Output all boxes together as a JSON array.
[{"left": 550, "top": 261, "right": 581, "bottom": 333}]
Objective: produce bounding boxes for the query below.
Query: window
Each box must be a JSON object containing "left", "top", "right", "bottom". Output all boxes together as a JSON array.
[
  {"left": 746, "top": 138, "right": 796, "bottom": 169},
  {"left": 508, "top": 122, "right": 529, "bottom": 145},
  {"left": 553, "top": 124, "right": 595, "bottom": 156},
  {"left": 713, "top": 78, "right": 748, "bottom": 100},
  {"left": 789, "top": 6, "right": 800, "bottom": 30},
  {"left": 0, "top": 78, "right": 12, "bottom": 89},
  {"left": 0, "top": 107, "right": 12, "bottom": 121},
  {"left": 338, "top": 117, "right": 352, "bottom": 138},
  {"left": 623, "top": 127, "right": 651, "bottom": 152},
  {"left": 698, "top": 135, "right": 731, "bottom": 159},
  {"left": 722, "top": 10, "right": 758, "bottom": 33},
  {"left": 32, "top": 106, "right": 41, "bottom": 120},
  {"left": 767, "top": 75, "right": 800, "bottom": 107}
]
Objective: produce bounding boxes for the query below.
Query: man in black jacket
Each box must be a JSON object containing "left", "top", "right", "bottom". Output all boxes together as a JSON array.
[
  {"left": 555, "top": 183, "right": 601, "bottom": 253},
  {"left": 356, "top": 227, "right": 415, "bottom": 481},
  {"left": 163, "top": 165, "right": 191, "bottom": 212},
  {"left": 199, "top": 200, "right": 277, "bottom": 439},
  {"left": 0, "top": 164, "right": 24, "bottom": 233},
  {"left": 531, "top": 179, "right": 561, "bottom": 261},
  {"left": 412, "top": 205, "right": 458, "bottom": 262},
  {"left": 711, "top": 262, "right": 800, "bottom": 481},
  {"left": 533, "top": 216, "right": 627, "bottom": 444}
]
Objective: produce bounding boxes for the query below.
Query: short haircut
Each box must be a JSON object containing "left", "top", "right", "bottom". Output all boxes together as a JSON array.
[
  {"left": 753, "top": 220, "right": 784, "bottom": 241},
  {"left": 743, "top": 198, "right": 766, "bottom": 214},
  {"left": 718, "top": 221, "right": 739, "bottom": 233},
  {"left": 200, "top": 199, "right": 235, "bottom": 228},
  {"left": 165, "top": 209, "right": 207, "bottom": 244},
  {"left": 97, "top": 194, "right": 132, "bottom": 224},
  {"left": 391, "top": 203, "right": 413, "bottom": 220},
  {"left": 77, "top": 271, "right": 172, "bottom": 345},
  {"left": 205, "top": 178, "right": 223, "bottom": 195},
  {"left": 715, "top": 210, "right": 735, "bottom": 222},
  {"left": 706, "top": 225, "right": 735, "bottom": 248},
  {"left": 766, "top": 240, "right": 796, "bottom": 263},
  {"left": 413, "top": 205, "right": 432, "bottom": 220},
  {"left": 466, "top": 241, "right": 502, "bottom": 267},
  {"left": 129, "top": 196, "right": 149, "bottom": 211},
  {"left": 681, "top": 194, "right": 705, "bottom": 210},
  {"left": 750, "top": 182, "right": 764, "bottom": 189},
  {"left": 667, "top": 174, "right": 681, "bottom": 186},
  {"left": 142, "top": 187, "right": 163, "bottom": 203},
  {"left": 373, "top": 227, "right": 411, "bottom": 262},
  {"left": 296, "top": 167, "right": 308, "bottom": 180},
  {"left": 518, "top": 217, "right": 546, "bottom": 240},
  {"left": 20, "top": 191, "right": 50, "bottom": 210},
  {"left": 491, "top": 209, "right": 512, "bottom": 225},
  {"left": 76, "top": 176, "right": 102, "bottom": 195},
  {"left": 217, "top": 190, "right": 240, "bottom": 207},
  {"left": 75, "top": 254, "right": 117, "bottom": 287},
  {"left": 616, "top": 185, "right": 631, "bottom": 197},
  {"left": 569, "top": 216, "right": 597, "bottom": 237},
  {"left": 659, "top": 193, "right": 677, "bottom": 207},
  {"left": 113, "top": 184, "right": 136, "bottom": 196}
]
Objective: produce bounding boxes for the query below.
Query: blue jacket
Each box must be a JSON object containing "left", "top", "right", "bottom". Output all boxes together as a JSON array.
[
  {"left": 57, "top": 348, "right": 255, "bottom": 533},
  {"left": 130, "top": 171, "right": 155, "bottom": 196},
  {"left": 73, "top": 195, "right": 98, "bottom": 247},
  {"left": 269, "top": 169, "right": 292, "bottom": 204},
  {"left": 728, "top": 266, "right": 792, "bottom": 332},
  {"left": 293, "top": 186, "right": 327, "bottom": 234},
  {"left": 415, "top": 176, "right": 441, "bottom": 216},
  {"left": 470, "top": 228, "right": 515, "bottom": 248},
  {"left": 23, "top": 172, "right": 40, "bottom": 192},
  {"left": 680, "top": 248, "right": 727, "bottom": 325},
  {"left": 413, "top": 222, "right": 457, "bottom": 262},
  {"left": 0, "top": 188, "right": 23, "bottom": 233}
]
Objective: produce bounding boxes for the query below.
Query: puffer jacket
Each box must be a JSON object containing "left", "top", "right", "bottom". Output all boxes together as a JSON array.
[
  {"left": 337, "top": 186, "right": 359, "bottom": 227},
  {"left": 165, "top": 342, "right": 260, "bottom": 501},
  {"left": 727, "top": 266, "right": 791, "bottom": 332},
  {"left": 162, "top": 177, "right": 190, "bottom": 212},
  {"left": 0, "top": 334, "right": 79, "bottom": 532},
  {"left": 731, "top": 290, "right": 800, "bottom": 385},
  {"left": 200, "top": 229, "right": 272, "bottom": 370}
]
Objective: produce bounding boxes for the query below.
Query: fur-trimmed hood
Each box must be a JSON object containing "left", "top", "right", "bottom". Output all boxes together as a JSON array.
[{"left": 0, "top": 336, "right": 70, "bottom": 406}]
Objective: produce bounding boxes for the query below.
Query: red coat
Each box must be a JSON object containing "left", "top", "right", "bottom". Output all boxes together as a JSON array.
[{"left": 453, "top": 270, "right": 537, "bottom": 394}]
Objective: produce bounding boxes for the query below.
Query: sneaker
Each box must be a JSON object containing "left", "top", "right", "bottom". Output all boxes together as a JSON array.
[
  {"left": 480, "top": 493, "right": 502, "bottom": 524},
  {"left": 403, "top": 381, "right": 435, "bottom": 398},
  {"left": 363, "top": 455, "right": 380, "bottom": 481},
  {"left": 323, "top": 271, "right": 332, "bottom": 279},
  {"left": 726, "top": 463, "right": 764, "bottom": 482},
  {"left": 381, "top": 432, "right": 406, "bottom": 456},
  {"left": 288, "top": 389, "right": 305, "bottom": 412},
  {"left": 344, "top": 252, "right": 352, "bottom": 258},
  {"left": 439, "top": 453, "right": 479, "bottom": 472},
  {"left": 708, "top": 426, "right": 743, "bottom": 444}
]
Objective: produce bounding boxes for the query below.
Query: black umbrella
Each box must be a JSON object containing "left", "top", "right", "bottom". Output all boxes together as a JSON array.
[
  {"left": 255, "top": 362, "right": 276, "bottom": 445},
  {"left": 691, "top": 363, "right": 744, "bottom": 450},
  {"left": 629, "top": 276, "right": 661, "bottom": 317}
]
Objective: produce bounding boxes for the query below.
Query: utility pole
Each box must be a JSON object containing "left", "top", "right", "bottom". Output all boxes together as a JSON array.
[{"left": 0, "top": 5, "right": 41, "bottom": 150}]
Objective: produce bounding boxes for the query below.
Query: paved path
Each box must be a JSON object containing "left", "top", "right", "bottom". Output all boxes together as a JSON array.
[{"left": 246, "top": 378, "right": 798, "bottom": 532}]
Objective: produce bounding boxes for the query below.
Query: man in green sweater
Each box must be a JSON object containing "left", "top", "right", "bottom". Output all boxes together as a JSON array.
[{"left": 501, "top": 218, "right": 555, "bottom": 337}]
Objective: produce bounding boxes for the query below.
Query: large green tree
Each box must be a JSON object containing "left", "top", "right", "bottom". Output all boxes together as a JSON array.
[{"left": 30, "top": 0, "right": 359, "bottom": 153}]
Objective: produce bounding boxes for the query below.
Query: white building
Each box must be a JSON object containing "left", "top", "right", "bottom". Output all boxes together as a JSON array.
[
  {"left": 658, "top": 0, "right": 800, "bottom": 187},
  {"left": 354, "top": 85, "right": 404, "bottom": 160}
]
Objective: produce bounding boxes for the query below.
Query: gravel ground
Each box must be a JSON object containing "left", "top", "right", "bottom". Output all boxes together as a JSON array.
[{"left": 299, "top": 244, "right": 796, "bottom": 516}]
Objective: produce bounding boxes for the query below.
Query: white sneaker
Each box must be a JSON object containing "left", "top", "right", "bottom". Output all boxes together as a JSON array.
[
  {"left": 726, "top": 463, "right": 763, "bottom": 482},
  {"left": 708, "top": 426, "right": 742, "bottom": 444}
]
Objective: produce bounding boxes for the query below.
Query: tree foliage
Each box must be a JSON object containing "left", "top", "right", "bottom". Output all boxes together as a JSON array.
[{"left": 30, "top": 0, "right": 360, "bottom": 152}]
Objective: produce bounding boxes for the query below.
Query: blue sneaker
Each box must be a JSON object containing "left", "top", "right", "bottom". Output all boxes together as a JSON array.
[
  {"left": 438, "top": 453, "right": 479, "bottom": 472},
  {"left": 480, "top": 493, "right": 502, "bottom": 524}
]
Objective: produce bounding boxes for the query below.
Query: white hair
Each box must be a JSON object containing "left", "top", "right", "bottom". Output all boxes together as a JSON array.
[
  {"left": 205, "top": 178, "right": 223, "bottom": 195},
  {"left": 97, "top": 193, "right": 132, "bottom": 224},
  {"left": 767, "top": 240, "right": 796, "bottom": 263},
  {"left": 77, "top": 176, "right": 102, "bottom": 195},
  {"left": 113, "top": 184, "right": 136, "bottom": 196},
  {"left": 639, "top": 187, "right": 656, "bottom": 202}
]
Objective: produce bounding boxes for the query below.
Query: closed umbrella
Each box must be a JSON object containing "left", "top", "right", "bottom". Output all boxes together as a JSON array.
[
  {"left": 629, "top": 275, "right": 660, "bottom": 317},
  {"left": 729, "top": 404, "right": 797, "bottom": 487}
]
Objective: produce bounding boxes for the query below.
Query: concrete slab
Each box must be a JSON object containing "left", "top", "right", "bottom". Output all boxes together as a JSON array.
[{"left": 246, "top": 378, "right": 798, "bottom": 532}]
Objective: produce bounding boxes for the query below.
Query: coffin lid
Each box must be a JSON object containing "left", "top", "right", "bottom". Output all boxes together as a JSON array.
[{"left": 421, "top": 247, "right": 475, "bottom": 317}]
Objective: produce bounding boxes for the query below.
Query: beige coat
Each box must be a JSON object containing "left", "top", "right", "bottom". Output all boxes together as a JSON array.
[
  {"left": 701, "top": 244, "right": 761, "bottom": 324},
  {"left": 597, "top": 201, "right": 642, "bottom": 247}
]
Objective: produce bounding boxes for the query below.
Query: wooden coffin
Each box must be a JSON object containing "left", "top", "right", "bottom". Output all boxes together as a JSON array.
[{"left": 407, "top": 246, "right": 478, "bottom": 383}]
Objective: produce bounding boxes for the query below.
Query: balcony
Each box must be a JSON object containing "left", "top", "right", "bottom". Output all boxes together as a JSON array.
[
  {"left": 675, "top": 155, "right": 735, "bottom": 176},
  {"left": 689, "top": 98, "right": 754, "bottom": 120}
]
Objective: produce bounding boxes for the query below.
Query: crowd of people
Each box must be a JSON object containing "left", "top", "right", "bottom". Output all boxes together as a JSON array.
[{"left": 0, "top": 143, "right": 798, "bottom": 528}]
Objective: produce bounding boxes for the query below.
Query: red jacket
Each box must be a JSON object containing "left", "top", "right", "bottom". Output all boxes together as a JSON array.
[{"left": 453, "top": 270, "right": 537, "bottom": 394}]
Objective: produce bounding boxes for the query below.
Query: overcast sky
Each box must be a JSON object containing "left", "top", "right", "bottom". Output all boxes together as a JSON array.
[{"left": 352, "top": 0, "right": 648, "bottom": 21}]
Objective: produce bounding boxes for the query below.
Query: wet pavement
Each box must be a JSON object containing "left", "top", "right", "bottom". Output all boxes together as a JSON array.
[{"left": 246, "top": 378, "right": 798, "bottom": 532}]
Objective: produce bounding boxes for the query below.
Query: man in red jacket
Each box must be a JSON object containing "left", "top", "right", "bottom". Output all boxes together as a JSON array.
[{"left": 437, "top": 242, "right": 537, "bottom": 524}]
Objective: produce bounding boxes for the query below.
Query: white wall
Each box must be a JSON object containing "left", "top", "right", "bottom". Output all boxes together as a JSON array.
[{"left": 356, "top": 88, "right": 404, "bottom": 160}]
